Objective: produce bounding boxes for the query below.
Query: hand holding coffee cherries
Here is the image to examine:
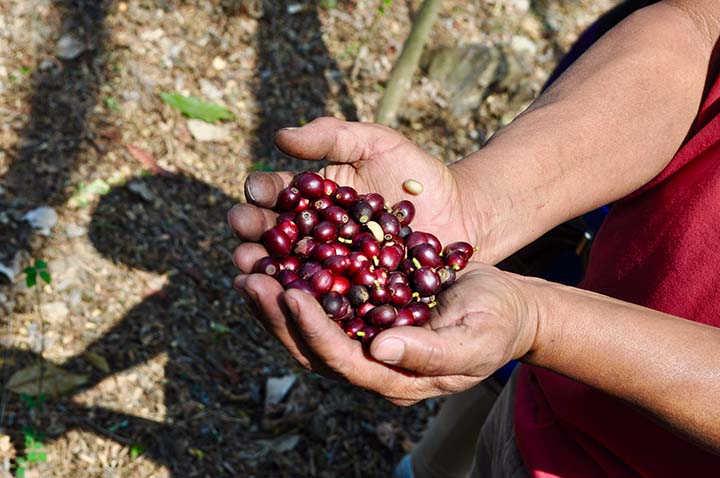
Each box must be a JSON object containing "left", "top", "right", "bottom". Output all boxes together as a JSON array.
[
  {"left": 228, "top": 119, "right": 537, "bottom": 402},
  {"left": 252, "top": 170, "right": 475, "bottom": 344}
]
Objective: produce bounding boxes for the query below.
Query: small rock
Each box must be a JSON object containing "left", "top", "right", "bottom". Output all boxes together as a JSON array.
[
  {"left": 23, "top": 206, "right": 58, "bottom": 236},
  {"left": 128, "top": 181, "right": 154, "bottom": 202},
  {"left": 200, "top": 79, "right": 224, "bottom": 100},
  {"left": 265, "top": 374, "right": 297, "bottom": 407},
  {"left": 140, "top": 28, "right": 165, "bottom": 42},
  {"left": 187, "top": 119, "right": 231, "bottom": 142},
  {"left": 65, "top": 223, "right": 87, "bottom": 238},
  {"left": 211, "top": 56, "right": 227, "bottom": 71},
  {"left": 56, "top": 34, "right": 86, "bottom": 60},
  {"left": 511, "top": 35, "right": 538, "bottom": 56},
  {"left": 269, "top": 434, "right": 300, "bottom": 453},
  {"left": 508, "top": 0, "right": 530, "bottom": 12},
  {"left": 287, "top": 3, "right": 305, "bottom": 14}
]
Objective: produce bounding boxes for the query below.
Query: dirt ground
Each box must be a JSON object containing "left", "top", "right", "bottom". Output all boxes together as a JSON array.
[{"left": 0, "top": 1, "right": 615, "bottom": 477}]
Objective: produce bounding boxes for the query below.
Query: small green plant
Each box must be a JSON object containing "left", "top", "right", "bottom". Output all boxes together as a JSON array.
[
  {"left": 23, "top": 260, "right": 51, "bottom": 288},
  {"left": 15, "top": 426, "right": 47, "bottom": 477},
  {"left": 20, "top": 394, "right": 47, "bottom": 411},
  {"left": 378, "top": 0, "right": 392, "bottom": 15},
  {"left": 130, "top": 444, "right": 145, "bottom": 459},
  {"left": 104, "top": 96, "right": 121, "bottom": 111},
  {"left": 319, "top": 0, "right": 337, "bottom": 9}
]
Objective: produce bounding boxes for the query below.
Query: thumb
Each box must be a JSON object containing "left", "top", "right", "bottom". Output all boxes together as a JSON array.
[
  {"left": 369, "top": 326, "right": 480, "bottom": 376},
  {"left": 275, "top": 117, "right": 396, "bottom": 164}
]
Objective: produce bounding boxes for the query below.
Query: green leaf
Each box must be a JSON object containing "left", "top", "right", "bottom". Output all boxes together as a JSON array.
[
  {"left": 160, "top": 92, "right": 235, "bottom": 123},
  {"left": 130, "top": 444, "right": 145, "bottom": 459},
  {"left": 34, "top": 260, "right": 47, "bottom": 269},
  {"left": 104, "top": 96, "right": 121, "bottom": 111},
  {"left": 39, "top": 270, "right": 51, "bottom": 284},
  {"left": 15, "top": 464, "right": 26, "bottom": 478},
  {"left": 26, "top": 451, "right": 47, "bottom": 463},
  {"left": 24, "top": 268, "right": 37, "bottom": 288},
  {"left": 210, "top": 321, "right": 231, "bottom": 335},
  {"left": 319, "top": 0, "right": 337, "bottom": 8}
]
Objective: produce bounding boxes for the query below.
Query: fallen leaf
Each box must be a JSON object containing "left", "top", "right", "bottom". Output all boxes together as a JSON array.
[
  {"left": 7, "top": 363, "right": 87, "bottom": 397},
  {"left": 126, "top": 144, "right": 171, "bottom": 176},
  {"left": 160, "top": 92, "right": 235, "bottom": 123},
  {"left": 83, "top": 351, "right": 110, "bottom": 374},
  {"left": 22, "top": 207, "right": 58, "bottom": 236},
  {"left": 265, "top": 375, "right": 297, "bottom": 408}
]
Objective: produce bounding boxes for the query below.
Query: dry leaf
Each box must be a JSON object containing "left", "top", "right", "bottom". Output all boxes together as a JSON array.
[
  {"left": 126, "top": 144, "right": 171, "bottom": 176},
  {"left": 83, "top": 351, "right": 110, "bottom": 374},
  {"left": 7, "top": 362, "right": 87, "bottom": 397}
]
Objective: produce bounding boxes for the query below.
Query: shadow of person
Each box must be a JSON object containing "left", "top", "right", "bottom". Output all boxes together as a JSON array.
[
  {"left": 251, "top": 0, "right": 357, "bottom": 171},
  {"left": 1, "top": 173, "right": 277, "bottom": 476}
]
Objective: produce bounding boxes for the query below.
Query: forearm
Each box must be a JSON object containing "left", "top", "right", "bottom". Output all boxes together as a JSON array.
[
  {"left": 518, "top": 275, "right": 720, "bottom": 452},
  {"left": 452, "top": 2, "right": 718, "bottom": 262}
]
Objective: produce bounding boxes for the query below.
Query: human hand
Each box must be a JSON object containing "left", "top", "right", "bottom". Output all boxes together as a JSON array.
[
  {"left": 228, "top": 117, "right": 491, "bottom": 260},
  {"left": 231, "top": 259, "right": 539, "bottom": 406}
]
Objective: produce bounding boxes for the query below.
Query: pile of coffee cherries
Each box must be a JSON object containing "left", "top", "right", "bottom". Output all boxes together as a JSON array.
[{"left": 253, "top": 171, "right": 475, "bottom": 344}]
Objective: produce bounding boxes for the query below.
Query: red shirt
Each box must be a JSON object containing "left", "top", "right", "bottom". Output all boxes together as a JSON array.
[{"left": 514, "top": 44, "right": 720, "bottom": 478}]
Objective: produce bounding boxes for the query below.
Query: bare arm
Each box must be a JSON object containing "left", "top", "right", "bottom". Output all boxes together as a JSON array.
[
  {"left": 455, "top": 0, "right": 720, "bottom": 262},
  {"left": 522, "top": 276, "right": 720, "bottom": 453}
]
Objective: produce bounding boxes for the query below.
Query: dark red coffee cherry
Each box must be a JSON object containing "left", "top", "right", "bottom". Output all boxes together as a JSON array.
[
  {"left": 295, "top": 197, "right": 310, "bottom": 212},
  {"left": 253, "top": 256, "right": 281, "bottom": 277},
  {"left": 400, "top": 258, "right": 417, "bottom": 275},
  {"left": 322, "top": 291, "right": 346, "bottom": 319},
  {"left": 294, "top": 171, "right": 325, "bottom": 198},
  {"left": 373, "top": 268, "right": 389, "bottom": 287},
  {"left": 437, "top": 266, "right": 456, "bottom": 289},
  {"left": 313, "top": 221, "right": 337, "bottom": 243},
  {"left": 322, "top": 206, "right": 349, "bottom": 225},
  {"left": 412, "top": 267, "right": 441, "bottom": 296},
  {"left": 379, "top": 244, "right": 404, "bottom": 271},
  {"left": 323, "top": 178, "right": 338, "bottom": 196},
  {"left": 330, "top": 275, "right": 350, "bottom": 295},
  {"left": 352, "top": 201, "right": 373, "bottom": 224},
  {"left": 347, "top": 285, "right": 370, "bottom": 306},
  {"left": 367, "top": 304, "right": 397, "bottom": 327},
  {"left": 298, "top": 261, "right": 322, "bottom": 281},
  {"left": 405, "top": 302, "right": 431, "bottom": 326},
  {"left": 294, "top": 237, "right": 318, "bottom": 258},
  {"left": 357, "top": 302, "right": 375, "bottom": 318},
  {"left": 392, "top": 308, "right": 414, "bottom": 327},
  {"left": 405, "top": 231, "right": 429, "bottom": 251},
  {"left": 389, "top": 283, "right": 413, "bottom": 307},
  {"left": 277, "top": 220, "right": 299, "bottom": 243},
  {"left": 277, "top": 212, "right": 296, "bottom": 224},
  {"left": 323, "top": 255, "right": 351, "bottom": 275},
  {"left": 398, "top": 226, "right": 413, "bottom": 240},
  {"left": 332, "top": 242, "right": 351, "bottom": 256},
  {"left": 286, "top": 279, "right": 320, "bottom": 300},
  {"left": 311, "top": 269, "right": 335, "bottom": 295},
  {"left": 410, "top": 244, "right": 443, "bottom": 269},
  {"left": 443, "top": 241, "right": 474, "bottom": 259},
  {"left": 352, "top": 268, "right": 376, "bottom": 288},
  {"left": 338, "top": 219, "right": 361, "bottom": 239},
  {"left": 261, "top": 227, "right": 292, "bottom": 258},
  {"left": 426, "top": 233, "right": 442, "bottom": 254},
  {"left": 276, "top": 187, "right": 301, "bottom": 212},
  {"left": 312, "top": 196, "right": 334, "bottom": 211},
  {"left": 364, "top": 193, "right": 385, "bottom": 216},
  {"left": 356, "top": 236, "right": 380, "bottom": 259},
  {"left": 347, "top": 252, "right": 370, "bottom": 276},
  {"left": 295, "top": 209, "right": 319, "bottom": 236},
  {"left": 279, "top": 255, "right": 301, "bottom": 272},
  {"left": 344, "top": 318, "right": 365, "bottom": 337},
  {"left": 391, "top": 200, "right": 416, "bottom": 227},
  {"left": 334, "top": 186, "right": 358, "bottom": 207},
  {"left": 445, "top": 251, "right": 469, "bottom": 271},
  {"left": 369, "top": 285, "right": 391, "bottom": 305},
  {"left": 277, "top": 269, "right": 299, "bottom": 287},
  {"left": 387, "top": 271, "right": 409, "bottom": 287},
  {"left": 376, "top": 212, "right": 400, "bottom": 239},
  {"left": 360, "top": 325, "right": 380, "bottom": 344},
  {"left": 311, "top": 243, "right": 337, "bottom": 262}
]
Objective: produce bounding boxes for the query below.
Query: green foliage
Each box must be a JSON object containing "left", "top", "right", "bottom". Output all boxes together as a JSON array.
[
  {"left": 210, "top": 321, "right": 231, "bottom": 335},
  {"left": 160, "top": 92, "right": 235, "bottom": 123},
  {"left": 104, "top": 96, "right": 121, "bottom": 111},
  {"left": 378, "top": 0, "right": 392, "bottom": 15},
  {"left": 69, "top": 178, "right": 112, "bottom": 208},
  {"left": 23, "top": 259, "right": 51, "bottom": 288},
  {"left": 20, "top": 393, "right": 47, "bottom": 411},
  {"left": 130, "top": 444, "right": 145, "bottom": 459},
  {"left": 319, "top": 0, "right": 337, "bottom": 9},
  {"left": 15, "top": 426, "right": 47, "bottom": 477}
]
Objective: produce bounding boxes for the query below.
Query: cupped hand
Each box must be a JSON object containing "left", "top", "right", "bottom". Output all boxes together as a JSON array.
[
  {"left": 228, "top": 117, "right": 488, "bottom": 258},
  {"left": 232, "top": 258, "right": 539, "bottom": 406}
]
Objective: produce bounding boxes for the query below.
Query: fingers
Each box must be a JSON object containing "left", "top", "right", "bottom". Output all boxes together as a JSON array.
[
  {"left": 238, "top": 274, "right": 317, "bottom": 370},
  {"left": 227, "top": 203, "right": 278, "bottom": 241},
  {"left": 232, "top": 243, "right": 267, "bottom": 273},
  {"left": 369, "top": 325, "right": 480, "bottom": 377},
  {"left": 275, "top": 117, "right": 396, "bottom": 164},
  {"left": 244, "top": 171, "right": 295, "bottom": 208}
]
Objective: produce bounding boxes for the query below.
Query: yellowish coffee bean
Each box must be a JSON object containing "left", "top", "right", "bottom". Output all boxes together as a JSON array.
[{"left": 402, "top": 179, "right": 424, "bottom": 195}]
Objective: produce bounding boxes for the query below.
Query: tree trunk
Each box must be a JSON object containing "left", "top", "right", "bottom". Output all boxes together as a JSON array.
[{"left": 375, "top": 0, "right": 443, "bottom": 126}]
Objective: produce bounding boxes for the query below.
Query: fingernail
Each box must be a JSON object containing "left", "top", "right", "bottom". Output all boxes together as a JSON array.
[
  {"left": 244, "top": 173, "right": 260, "bottom": 203},
  {"left": 373, "top": 338, "right": 405, "bottom": 364}
]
